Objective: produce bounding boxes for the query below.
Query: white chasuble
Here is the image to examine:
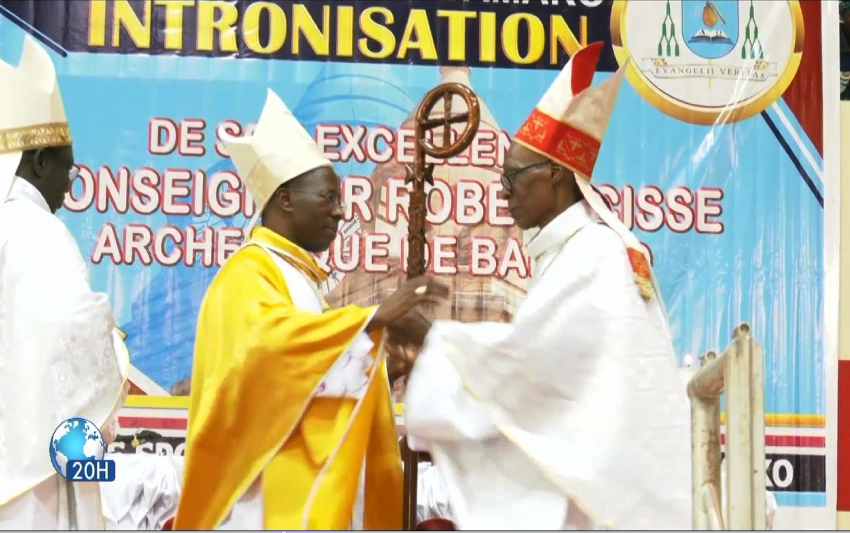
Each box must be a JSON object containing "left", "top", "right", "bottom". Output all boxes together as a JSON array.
[
  {"left": 0, "top": 177, "right": 128, "bottom": 529},
  {"left": 405, "top": 201, "right": 692, "bottom": 530}
]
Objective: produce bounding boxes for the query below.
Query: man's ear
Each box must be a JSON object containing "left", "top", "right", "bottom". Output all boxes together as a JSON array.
[
  {"left": 275, "top": 186, "right": 295, "bottom": 213},
  {"left": 31, "top": 148, "right": 48, "bottom": 179},
  {"left": 550, "top": 163, "right": 569, "bottom": 184}
]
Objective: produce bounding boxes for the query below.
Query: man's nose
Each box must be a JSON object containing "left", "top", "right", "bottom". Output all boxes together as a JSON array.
[
  {"left": 331, "top": 203, "right": 344, "bottom": 219},
  {"left": 498, "top": 187, "right": 511, "bottom": 201}
]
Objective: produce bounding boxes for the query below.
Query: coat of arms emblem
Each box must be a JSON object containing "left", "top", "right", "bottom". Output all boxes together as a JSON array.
[
  {"left": 612, "top": 0, "right": 803, "bottom": 124},
  {"left": 681, "top": 0, "right": 740, "bottom": 59}
]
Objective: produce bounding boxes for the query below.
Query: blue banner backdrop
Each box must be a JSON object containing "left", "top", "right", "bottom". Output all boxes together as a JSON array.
[{"left": 0, "top": 0, "right": 827, "bottom": 508}]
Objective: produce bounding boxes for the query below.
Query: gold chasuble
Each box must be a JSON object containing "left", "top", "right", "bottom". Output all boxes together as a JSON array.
[{"left": 175, "top": 227, "right": 402, "bottom": 529}]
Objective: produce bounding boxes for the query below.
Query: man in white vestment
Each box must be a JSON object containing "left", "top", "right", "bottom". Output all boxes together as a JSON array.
[
  {"left": 0, "top": 37, "right": 129, "bottom": 529},
  {"left": 404, "top": 42, "right": 692, "bottom": 530}
]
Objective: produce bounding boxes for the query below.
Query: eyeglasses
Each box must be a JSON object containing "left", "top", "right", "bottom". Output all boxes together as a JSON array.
[
  {"left": 500, "top": 160, "right": 549, "bottom": 192},
  {"left": 285, "top": 188, "right": 346, "bottom": 211}
]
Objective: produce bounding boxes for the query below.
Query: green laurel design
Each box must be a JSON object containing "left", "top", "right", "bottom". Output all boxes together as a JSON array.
[
  {"left": 742, "top": 0, "right": 764, "bottom": 59},
  {"left": 657, "top": 0, "right": 681, "bottom": 57}
]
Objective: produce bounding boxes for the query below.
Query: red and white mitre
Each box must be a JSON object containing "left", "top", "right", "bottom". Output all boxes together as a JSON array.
[{"left": 513, "top": 42, "right": 655, "bottom": 301}]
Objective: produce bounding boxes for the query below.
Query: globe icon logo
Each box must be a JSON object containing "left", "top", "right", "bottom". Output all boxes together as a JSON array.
[{"left": 49, "top": 417, "right": 106, "bottom": 479}]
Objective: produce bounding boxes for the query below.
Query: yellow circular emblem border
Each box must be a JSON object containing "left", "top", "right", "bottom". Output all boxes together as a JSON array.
[{"left": 610, "top": 0, "right": 805, "bottom": 125}]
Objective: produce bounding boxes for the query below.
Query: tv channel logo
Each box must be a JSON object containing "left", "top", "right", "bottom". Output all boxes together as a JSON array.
[{"left": 49, "top": 417, "right": 116, "bottom": 482}]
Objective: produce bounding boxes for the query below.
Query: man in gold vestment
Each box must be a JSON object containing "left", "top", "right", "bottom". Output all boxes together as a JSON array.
[{"left": 174, "top": 89, "right": 447, "bottom": 530}]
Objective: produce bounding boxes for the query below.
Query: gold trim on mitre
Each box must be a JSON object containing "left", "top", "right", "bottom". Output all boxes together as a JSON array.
[{"left": 0, "top": 122, "right": 71, "bottom": 155}]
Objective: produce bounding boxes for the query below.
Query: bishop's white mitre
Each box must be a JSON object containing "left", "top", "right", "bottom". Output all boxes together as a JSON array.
[
  {"left": 514, "top": 42, "right": 656, "bottom": 301},
  {"left": 220, "top": 89, "right": 332, "bottom": 237},
  {"left": 0, "top": 36, "right": 71, "bottom": 203}
]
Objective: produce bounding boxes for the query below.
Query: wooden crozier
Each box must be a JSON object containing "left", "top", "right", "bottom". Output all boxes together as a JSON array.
[{"left": 400, "top": 82, "right": 481, "bottom": 530}]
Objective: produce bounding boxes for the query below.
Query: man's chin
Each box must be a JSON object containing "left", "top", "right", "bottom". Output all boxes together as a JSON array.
[
  {"left": 513, "top": 217, "right": 533, "bottom": 231},
  {"left": 309, "top": 238, "right": 336, "bottom": 254}
]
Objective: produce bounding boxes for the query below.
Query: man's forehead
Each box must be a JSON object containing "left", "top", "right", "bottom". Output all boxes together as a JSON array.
[
  {"left": 295, "top": 166, "right": 339, "bottom": 189},
  {"left": 54, "top": 144, "right": 74, "bottom": 163},
  {"left": 504, "top": 142, "right": 547, "bottom": 169}
]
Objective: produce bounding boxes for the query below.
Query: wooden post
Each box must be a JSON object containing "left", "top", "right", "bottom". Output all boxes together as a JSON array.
[{"left": 402, "top": 82, "right": 481, "bottom": 530}]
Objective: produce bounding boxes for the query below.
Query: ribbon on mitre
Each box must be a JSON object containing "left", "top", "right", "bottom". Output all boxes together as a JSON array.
[{"left": 513, "top": 42, "right": 655, "bottom": 301}]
